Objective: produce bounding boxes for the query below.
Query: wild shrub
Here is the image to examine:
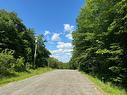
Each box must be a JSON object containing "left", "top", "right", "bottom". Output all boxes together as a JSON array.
[
  {"left": 14, "top": 57, "right": 26, "bottom": 72},
  {"left": 0, "top": 49, "right": 15, "bottom": 75}
]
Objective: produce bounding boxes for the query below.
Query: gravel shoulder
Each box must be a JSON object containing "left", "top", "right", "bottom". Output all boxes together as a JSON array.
[{"left": 0, "top": 70, "right": 104, "bottom": 95}]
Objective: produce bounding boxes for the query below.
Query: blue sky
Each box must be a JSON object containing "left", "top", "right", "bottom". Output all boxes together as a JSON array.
[{"left": 0, "top": 0, "right": 84, "bottom": 62}]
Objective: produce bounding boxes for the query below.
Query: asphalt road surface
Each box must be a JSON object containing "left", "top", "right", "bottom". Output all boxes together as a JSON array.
[{"left": 0, "top": 70, "right": 104, "bottom": 95}]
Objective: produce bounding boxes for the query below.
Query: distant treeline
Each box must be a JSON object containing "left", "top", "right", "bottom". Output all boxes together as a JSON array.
[
  {"left": 70, "top": 0, "right": 127, "bottom": 89},
  {"left": 48, "top": 57, "right": 69, "bottom": 69}
]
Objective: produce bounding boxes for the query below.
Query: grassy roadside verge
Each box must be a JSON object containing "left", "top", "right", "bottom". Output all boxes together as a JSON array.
[
  {"left": 0, "top": 67, "right": 53, "bottom": 86},
  {"left": 81, "top": 72, "right": 127, "bottom": 95}
]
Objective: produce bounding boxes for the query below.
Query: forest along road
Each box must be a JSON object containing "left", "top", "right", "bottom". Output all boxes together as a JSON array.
[{"left": 0, "top": 70, "right": 104, "bottom": 95}]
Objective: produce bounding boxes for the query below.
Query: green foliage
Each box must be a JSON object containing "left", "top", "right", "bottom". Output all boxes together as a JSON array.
[
  {"left": 35, "top": 35, "right": 50, "bottom": 67},
  {"left": 0, "top": 49, "right": 15, "bottom": 75},
  {"left": 48, "top": 57, "right": 61, "bottom": 68},
  {"left": 0, "top": 49, "right": 27, "bottom": 75},
  {"left": 0, "top": 10, "right": 35, "bottom": 66},
  {"left": 70, "top": 0, "right": 127, "bottom": 89},
  {"left": 0, "top": 68, "right": 53, "bottom": 86},
  {"left": 58, "top": 63, "right": 70, "bottom": 69},
  {"left": 48, "top": 57, "right": 69, "bottom": 69},
  {"left": 0, "top": 10, "right": 50, "bottom": 76},
  {"left": 82, "top": 72, "right": 127, "bottom": 95},
  {"left": 14, "top": 57, "right": 26, "bottom": 72}
]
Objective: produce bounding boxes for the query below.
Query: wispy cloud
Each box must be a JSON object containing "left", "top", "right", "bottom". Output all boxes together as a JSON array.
[
  {"left": 64, "top": 24, "right": 74, "bottom": 33},
  {"left": 44, "top": 30, "right": 51, "bottom": 36},
  {"left": 57, "top": 42, "right": 72, "bottom": 49},
  {"left": 64, "top": 24, "right": 74, "bottom": 40},
  {"left": 65, "top": 33, "right": 72, "bottom": 40},
  {"left": 51, "top": 33, "right": 61, "bottom": 41}
]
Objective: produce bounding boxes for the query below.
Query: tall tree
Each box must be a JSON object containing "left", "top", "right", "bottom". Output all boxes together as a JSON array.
[{"left": 70, "top": 0, "right": 127, "bottom": 88}]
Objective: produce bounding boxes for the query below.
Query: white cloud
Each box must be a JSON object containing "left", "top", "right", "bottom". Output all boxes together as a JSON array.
[
  {"left": 46, "top": 24, "right": 75, "bottom": 62},
  {"left": 50, "top": 49, "right": 63, "bottom": 54},
  {"left": 50, "top": 55, "right": 60, "bottom": 59},
  {"left": 51, "top": 33, "right": 61, "bottom": 41},
  {"left": 65, "top": 33, "right": 72, "bottom": 40},
  {"left": 50, "top": 54, "right": 71, "bottom": 63},
  {"left": 50, "top": 48, "right": 73, "bottom": 54},
  {"left": 64, "top": 24, "right": 74, "bottom": 33},
  {"left": 57, "top": 42, "right": 72, "bottom": 49},
  {"left": 64, "top": 24, "right": 74, "bottom": 40},
  {"left": 65, "top": 53, "right": 71, "bottom": 56},
  {"left": 50, "top": 49, "right": 72, "bottom": 63},
  {"left": 50, "top": 41, "right": 73, "bottom": 62},
  {"left": 44, "top": 30, "right": 51, "bottom": 36}
]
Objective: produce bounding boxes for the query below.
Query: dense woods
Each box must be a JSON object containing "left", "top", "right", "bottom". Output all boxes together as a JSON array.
[
  {"left": 0, "top": 10, "right": 50, "bottom": 76},
  {"left": 70, "top": 0, "right": 127, "bottom": 89}
]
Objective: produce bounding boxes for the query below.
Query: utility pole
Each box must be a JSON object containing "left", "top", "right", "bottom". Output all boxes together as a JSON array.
[{"left": 33, "top": 36, "right": 38, "bottom": 69}]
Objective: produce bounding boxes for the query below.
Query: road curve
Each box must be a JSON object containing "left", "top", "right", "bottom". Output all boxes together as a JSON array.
[{"left": 0, "top": 70, "right": 104, "bottom": 95}]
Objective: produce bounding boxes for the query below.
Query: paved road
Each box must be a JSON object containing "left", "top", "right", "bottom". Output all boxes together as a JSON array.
[{"left": 0, "top": 70, "right": 104, "bottom": 95}]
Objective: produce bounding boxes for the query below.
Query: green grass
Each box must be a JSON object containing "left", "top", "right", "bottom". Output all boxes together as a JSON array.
[
  {"left": 81, "top": 72, "right": 127, "bottom": 95},
  {"left": 0, "top": 67, "right": 53, "bottom": 86}
]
